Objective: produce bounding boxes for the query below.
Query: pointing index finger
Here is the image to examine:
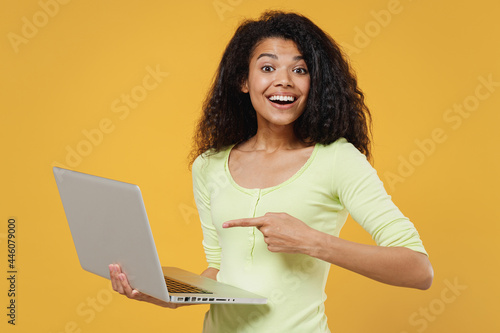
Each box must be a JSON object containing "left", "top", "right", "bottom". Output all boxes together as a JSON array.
[{"left": 223, "top": 217, "right": 264, "bottom": 229}]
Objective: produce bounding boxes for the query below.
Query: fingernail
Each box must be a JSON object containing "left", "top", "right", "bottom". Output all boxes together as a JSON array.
[{"left": 222, "top": 223, "right": 228, "bottom": 228}]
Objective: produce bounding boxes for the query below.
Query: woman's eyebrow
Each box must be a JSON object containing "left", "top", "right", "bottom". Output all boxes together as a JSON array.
[
  {"left": 256, "top": 53, "right": 304, "bottom": 61},
  {"left": 257, "top": 53, "right": 277, "bottom": 60}
]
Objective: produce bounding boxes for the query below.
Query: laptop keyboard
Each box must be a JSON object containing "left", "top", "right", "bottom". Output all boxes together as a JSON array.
[{"left": 164, "top": 276, "right": 213, "bottom": 294}]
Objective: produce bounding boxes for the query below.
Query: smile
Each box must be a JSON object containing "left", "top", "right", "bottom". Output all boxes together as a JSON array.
[{"left": 267, "top": 95, "right": 297, "bottom": 105}]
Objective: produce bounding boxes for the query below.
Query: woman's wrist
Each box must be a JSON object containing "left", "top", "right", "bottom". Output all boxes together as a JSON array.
[{"left": 304, "top": 228, "right": 333, "bottom": 259}]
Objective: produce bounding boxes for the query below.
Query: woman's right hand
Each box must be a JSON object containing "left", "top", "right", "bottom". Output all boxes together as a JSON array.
[{"left": 109, "top": 264, "right": 185, "bottom": 309}]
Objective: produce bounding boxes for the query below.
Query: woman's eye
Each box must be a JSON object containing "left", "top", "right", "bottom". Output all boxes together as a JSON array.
[
  {"left": 294, "top": 67, "right": 308, "bottom": 74},
  {"left": 261, "top": 66, "right": 274, "bottom": 72}
]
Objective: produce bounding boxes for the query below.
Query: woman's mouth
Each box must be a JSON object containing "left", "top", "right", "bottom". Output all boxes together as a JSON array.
[{"left": 267, "top": 95, "right": 297, "bottom": 105}]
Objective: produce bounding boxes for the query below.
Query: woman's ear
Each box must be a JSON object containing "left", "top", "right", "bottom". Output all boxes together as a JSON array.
[{"left": 241, "top": 80, "right": 249, "bottom": 93}]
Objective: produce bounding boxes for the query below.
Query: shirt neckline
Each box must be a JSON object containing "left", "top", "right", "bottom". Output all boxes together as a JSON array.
[{"left": 224, "top": 143, "right": 319, "bottom": 195}]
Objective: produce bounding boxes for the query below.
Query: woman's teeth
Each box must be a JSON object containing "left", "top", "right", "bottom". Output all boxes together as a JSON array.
[{"left": 268, "top": 95, "right": 296, "bottom": 104}]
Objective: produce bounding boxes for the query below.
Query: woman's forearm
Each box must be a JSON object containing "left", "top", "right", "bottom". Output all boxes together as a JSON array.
[
  {"left": 307, "top": 230, "right": 434, "bottom": 290},
  {"left": 223, "top": 213, "right": 433, "bottom": 289}
]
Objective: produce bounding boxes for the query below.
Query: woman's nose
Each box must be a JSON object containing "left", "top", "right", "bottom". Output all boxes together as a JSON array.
[{"left": 273, "top": 70, "right": 293, "bottom": 87}]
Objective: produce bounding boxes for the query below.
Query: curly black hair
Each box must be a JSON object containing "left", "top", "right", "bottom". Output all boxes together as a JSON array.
[{"left": 190, "top": 10, "right": 372, "bottom": 164}]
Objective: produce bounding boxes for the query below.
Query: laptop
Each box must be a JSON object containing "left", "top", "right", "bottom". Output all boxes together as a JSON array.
[{"left": 53, "top": 167, "right": 267, "bottom": 305}]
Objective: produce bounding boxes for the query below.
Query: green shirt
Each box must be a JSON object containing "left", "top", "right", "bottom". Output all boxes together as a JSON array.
[{"left": 192, "top": 138, "right": 427, "bottom": 333}]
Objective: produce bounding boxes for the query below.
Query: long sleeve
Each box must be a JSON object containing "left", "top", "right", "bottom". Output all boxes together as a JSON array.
[
  {"left": 331, "top": 139, "right": 427, "bottom": 255},
  {"left": 192, "top": 154, "right": 222, "bottom": 269}
]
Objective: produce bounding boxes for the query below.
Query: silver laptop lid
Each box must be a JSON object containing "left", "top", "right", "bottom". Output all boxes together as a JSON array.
[{"left": 53, "top": 167, "right": 170, "bottom": 302}]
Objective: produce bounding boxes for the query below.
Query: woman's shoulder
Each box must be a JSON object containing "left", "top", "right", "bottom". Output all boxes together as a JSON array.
[
  {"left": 192, "top": 146, "right": 232, "bottom": 174},
  {"left": 314, "top": 138, "right": 372, "bottom": 177},
  {"left": 317, "top": 137, "right": 364, "bottom": 158}
]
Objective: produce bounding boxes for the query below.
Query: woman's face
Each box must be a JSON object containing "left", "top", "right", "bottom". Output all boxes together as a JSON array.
[{"left": 242, "top": 38, "right": 310, "bottom": 130}]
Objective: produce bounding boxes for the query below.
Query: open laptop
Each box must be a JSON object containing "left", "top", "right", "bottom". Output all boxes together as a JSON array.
[{"left": 53, "top": 167, "right": 266, "bottom": 304}]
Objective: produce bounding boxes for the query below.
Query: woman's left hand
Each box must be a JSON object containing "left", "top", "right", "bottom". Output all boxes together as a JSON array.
[
  {"left": 223, "top": 212, "right": 318, "bottom": 254},
  {"left": 109, "top": 264, "right": 185, "bottom": 308}
]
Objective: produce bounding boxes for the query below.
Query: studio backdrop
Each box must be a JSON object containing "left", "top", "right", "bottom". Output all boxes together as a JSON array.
[{"left": 1, "top": 0, "right": 499, "bottom": 332}]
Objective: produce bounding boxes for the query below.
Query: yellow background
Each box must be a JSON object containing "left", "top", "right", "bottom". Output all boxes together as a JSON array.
[{"left": 2, "top": 0, "right": 499, "bottom": 332}]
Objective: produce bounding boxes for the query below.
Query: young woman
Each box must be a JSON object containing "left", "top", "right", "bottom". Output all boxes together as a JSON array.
[{"left": 110, "top": 11, "right": 433, "bottom": 332}]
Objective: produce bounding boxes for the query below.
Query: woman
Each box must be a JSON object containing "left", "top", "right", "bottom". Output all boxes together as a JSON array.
[{"left": 111, "top": 11, "right": 433, "bottom": 332}]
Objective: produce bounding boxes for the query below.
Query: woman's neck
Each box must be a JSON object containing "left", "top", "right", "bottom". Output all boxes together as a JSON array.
[{"left": 241, "top": 126, "right": 310, "bottom": 152}]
